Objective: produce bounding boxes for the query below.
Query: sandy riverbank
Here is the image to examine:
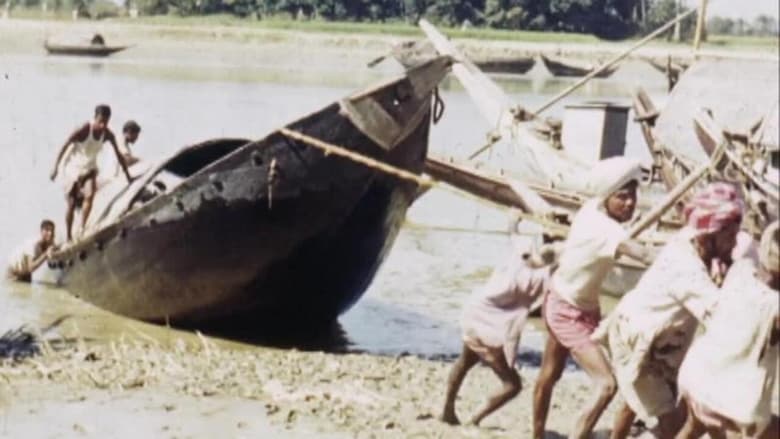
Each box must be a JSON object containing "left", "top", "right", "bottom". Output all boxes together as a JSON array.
[{"left": 0, "top": 329, "right": 623, "bottom": 438}]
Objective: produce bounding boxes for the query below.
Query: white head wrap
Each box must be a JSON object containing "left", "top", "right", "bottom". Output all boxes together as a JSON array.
[
  {"left": 759, "top": 221, "right": 779, "bottom": 272},
  {"left": 586, "top": 157, "right": 643, "bottom": 202}
]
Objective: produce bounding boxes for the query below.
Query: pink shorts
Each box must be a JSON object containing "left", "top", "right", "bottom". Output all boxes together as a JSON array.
[{"left": 543, "top": 289, "right": 601, "bottom": 352}]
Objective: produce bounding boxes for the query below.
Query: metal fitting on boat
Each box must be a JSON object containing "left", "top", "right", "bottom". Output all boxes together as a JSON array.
[
  {"left": 251, "top": 151, "right": 264, "bottom": 167},
  {"left": 268, "top": 158, "right": 278, "bottom": 209},
  {"left": 209, "top": 174, "right": 224, "bottom": 192}
]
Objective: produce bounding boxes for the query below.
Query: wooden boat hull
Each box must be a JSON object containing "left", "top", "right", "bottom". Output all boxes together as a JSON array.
[
  {"left": 540, "top": 54, "right": 617, "bottom": 78},
  {"left": 47, "top": 58, "right": 451, "bottom": 326},
  {"left": 642, "top": 56, "right": 689, "bottom": 75},
  {"left": 44, "top": 42, "right": 129, "bottom": 57},
  {"left": 474, "top": 57, "right": 535, "bottom": 75}
]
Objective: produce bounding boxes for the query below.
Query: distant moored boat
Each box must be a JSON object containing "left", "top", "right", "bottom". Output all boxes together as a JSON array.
[
  {"left": 43, "top": 33, "right": 130, "bottom": 57},
  {"left": 540, "top": 54, "right": 618, "bottom": 78}
]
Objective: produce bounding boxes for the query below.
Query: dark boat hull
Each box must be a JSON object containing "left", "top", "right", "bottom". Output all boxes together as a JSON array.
[
  {"left": 540, "top": 54, "right": 617, "bottom": 78},
  {"left": 474, "top": 57, "right": 535, "bottom": 75},
  {"left": 48, "top": 58, "right": 450, "bottom": 326},
  {"left": 44, "top": 42, "right": 129, "bottom": 57}
]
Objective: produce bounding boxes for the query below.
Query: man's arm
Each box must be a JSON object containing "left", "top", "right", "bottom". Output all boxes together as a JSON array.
[
  {"left": 507, "top": 208, "right": 523, "bottom": 236},
  {"left": 616, "top": 239, "right": 655, "bottom": 266},
  {"left": 106, "top": 130, "right": 133, "bottom": 183},
  {"left": 27, "top": 250, "right": 49, "bottom": 274},
  {"left": 51, "top": 124, "right": 87, "bottom": 181}
]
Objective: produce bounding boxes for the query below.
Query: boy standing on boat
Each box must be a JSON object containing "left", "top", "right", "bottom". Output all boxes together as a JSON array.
[
  {"left": 440, "top": 210, "right": 562, "bottom": 426},
  {"left": 6, "top": 219, "right": 57, "bottom": 282},
  {"left": 120, "top": 120, "right": 141, "bottom": 169},
  {"left": 50, "top": 104, "right": 132, "bottom": 241},
  {"left": 112, "top": 120, "right": 142, "bottom": 178}
]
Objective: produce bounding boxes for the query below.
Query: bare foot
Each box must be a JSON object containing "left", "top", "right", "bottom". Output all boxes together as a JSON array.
[{"left": 438, "top": 411, "right": 460, "bottom": 425}]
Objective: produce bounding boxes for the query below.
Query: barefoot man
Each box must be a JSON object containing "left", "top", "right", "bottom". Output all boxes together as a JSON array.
[
  {"left": 532, "top": 157, "right": 653, "bottom": 439},
  {"left": 50, "top": 104, "right": 132, "bottom": 241},
  {"left": 600, "top": 182, "right": 745, "bottom": 438}
]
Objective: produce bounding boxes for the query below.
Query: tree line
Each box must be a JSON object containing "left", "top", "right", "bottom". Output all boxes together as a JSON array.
[{"left": 11, "top": 0, "right": 780, "bottom": 39}]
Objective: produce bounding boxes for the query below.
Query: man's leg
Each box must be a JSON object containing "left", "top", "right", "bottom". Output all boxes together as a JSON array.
[
  {"left": 702, "top": 426, "right": 727, "bottom": 439},
  {"left": 569, "top": 344, "right": 618, "bottom": 439},
  {"left": 610, "top": 401, "right": 636, "bottom": 439},
  {"left": 652, "top": 402, "right": 687, "bottom": 438},
  {"left": 440, "top": 344, "right": 479, "bottom": 425},
  {"left": 674, "top": 404, "right": 706, "bottom": 439},
  {"left": 80, "top": 174, "right": 97, "bottom": 230},
  {"left": 533, "top": 334, "right": 569, "bottom": 439},
  {"left": 469, "top": 350, "right": 522, "bottom": 426},
  {"left": 65, "top": 190, "right": 76, "bottom": 241},
  {"left": 757, "top": 416, "right": 779, "bottom": 439}
]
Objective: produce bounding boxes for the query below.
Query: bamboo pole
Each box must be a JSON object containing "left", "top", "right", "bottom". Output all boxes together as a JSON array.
[
  {"left": 278, "top": 128, "right": 568, "bottom": 232},
  {"left": 627, "top": 161, "right": 710, "bottom": 239},
  {"left": 693, "top": 0, "right": 708, "bottom": 52},
  {"left": 533, "top": 7, "right": 698, "bottom": 116},
  {"left": 625, "top": 139, "right": 735, "bottom": 239},
  {"left": 673, "top": 0, "right": 682, "bottom": 41}
]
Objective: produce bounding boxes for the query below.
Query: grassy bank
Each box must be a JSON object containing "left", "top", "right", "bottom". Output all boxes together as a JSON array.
[{"left": 7, "top": 9, "right": 778, "bottom": 52}]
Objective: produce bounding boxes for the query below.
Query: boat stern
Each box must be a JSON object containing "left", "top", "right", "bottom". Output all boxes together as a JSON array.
[{"left": 339, "top": 56, "right": 451, "bottom": 151}]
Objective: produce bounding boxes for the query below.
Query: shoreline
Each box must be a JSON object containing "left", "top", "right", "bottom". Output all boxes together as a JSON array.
[{"left": 2, "top": 16, "right": 777, "bottom": 63}]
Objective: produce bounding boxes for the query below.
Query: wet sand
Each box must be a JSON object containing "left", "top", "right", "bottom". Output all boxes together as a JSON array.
[{"left": 1, "top": 329, "right": 620, "bottom": 438}]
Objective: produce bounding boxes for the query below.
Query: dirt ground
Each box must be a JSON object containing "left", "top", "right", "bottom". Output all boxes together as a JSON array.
[{"left": 0, "top": 331, "right": 625, "bottom": 438}]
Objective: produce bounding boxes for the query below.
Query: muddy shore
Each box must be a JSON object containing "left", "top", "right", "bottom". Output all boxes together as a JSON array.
[
  {"left": 1, "top": 16, "right": 777, "bottom": 439},
  {"left": 1, "top": 328, "right": 621, "bottom": 438}
]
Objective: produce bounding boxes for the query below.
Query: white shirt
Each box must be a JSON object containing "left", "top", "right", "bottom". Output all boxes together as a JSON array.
[
  {"left": 551, "top": 200, "right": 626, "bottom": 310},
  {"left": 603, "top": 228, "right": 721, "bottom": 383},
  {"left": 60, "top": 124, "right": 105, "bottom": 180},
  {"left": 678, "top": 259, "right": 778, "bottom": 430}
]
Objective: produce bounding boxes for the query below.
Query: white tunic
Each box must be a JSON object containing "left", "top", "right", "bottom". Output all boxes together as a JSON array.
[
  {"left": 597, "top": 228, "right": 721, "bottom": 417},
  {"left": 551, "top": 200, "right": 626, "bottom": 310},
  {"left": 461, "top": 236, "right": 552, "bottom": 367},
  {"left": 678, "top": 259, "right": 779, "bottom": 431},
  {"left": 60, "top": 124, "right": 105, "bottom": 186}
]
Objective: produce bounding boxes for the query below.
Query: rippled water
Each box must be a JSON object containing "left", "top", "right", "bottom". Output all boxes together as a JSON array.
[{"left": 0, "top": 39, "right": 669, "bottom": 357}]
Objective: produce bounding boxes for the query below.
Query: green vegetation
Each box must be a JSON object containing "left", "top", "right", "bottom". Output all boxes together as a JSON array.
[
  {"left": 7, "top": 0, "right": 777, "bottom": 51},
  {"left": 6, "top": 0, "right": 692, "bottom": 40}
]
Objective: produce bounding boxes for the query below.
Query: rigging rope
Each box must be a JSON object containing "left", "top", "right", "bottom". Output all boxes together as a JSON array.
[{"left": 278, "top": 127, "right": 569, "bottom": 234}]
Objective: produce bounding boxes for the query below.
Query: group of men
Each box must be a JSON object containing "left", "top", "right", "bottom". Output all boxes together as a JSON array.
[
  {"left": 443, "top": 157, "right": 778, "bottom": 439},
  {"left": 3, "top": 103, "right": 778, "bottom": 438},
  {"left": 5, "top": 104, "right": 141, "bottom": 282}
]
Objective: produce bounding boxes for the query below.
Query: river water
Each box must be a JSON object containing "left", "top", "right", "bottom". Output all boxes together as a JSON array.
[{"left": 0, "top": 39, "right": 670, "bottom": 358}]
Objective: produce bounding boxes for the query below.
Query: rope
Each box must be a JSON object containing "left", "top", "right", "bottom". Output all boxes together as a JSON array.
[
  {"left": 278, "top": 127, "right": 568, "bottom": 233},
  {"left": 432, "top": 87, "right": 445, "bottom": 124},
  {"left": 466, "top": 129, "right": 503, "bottom": 160}
]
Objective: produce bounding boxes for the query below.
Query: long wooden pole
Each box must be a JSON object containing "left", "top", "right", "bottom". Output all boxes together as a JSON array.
[
  {"left": 533, "top": 7, "right": 698, "bottom": 116},
  {"left": 279, "top": 127, "right": 569, "bottom": 232},
  {"left": 692, "top": 0, "right": 708, "bottom": 51},
  {"left": 627, "top": 161, "right": 710, "bottom": 238}
]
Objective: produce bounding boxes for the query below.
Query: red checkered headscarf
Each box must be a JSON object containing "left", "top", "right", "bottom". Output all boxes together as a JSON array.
[{"left": 684, "top": 182, "right": 744, "bottom": 236}]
